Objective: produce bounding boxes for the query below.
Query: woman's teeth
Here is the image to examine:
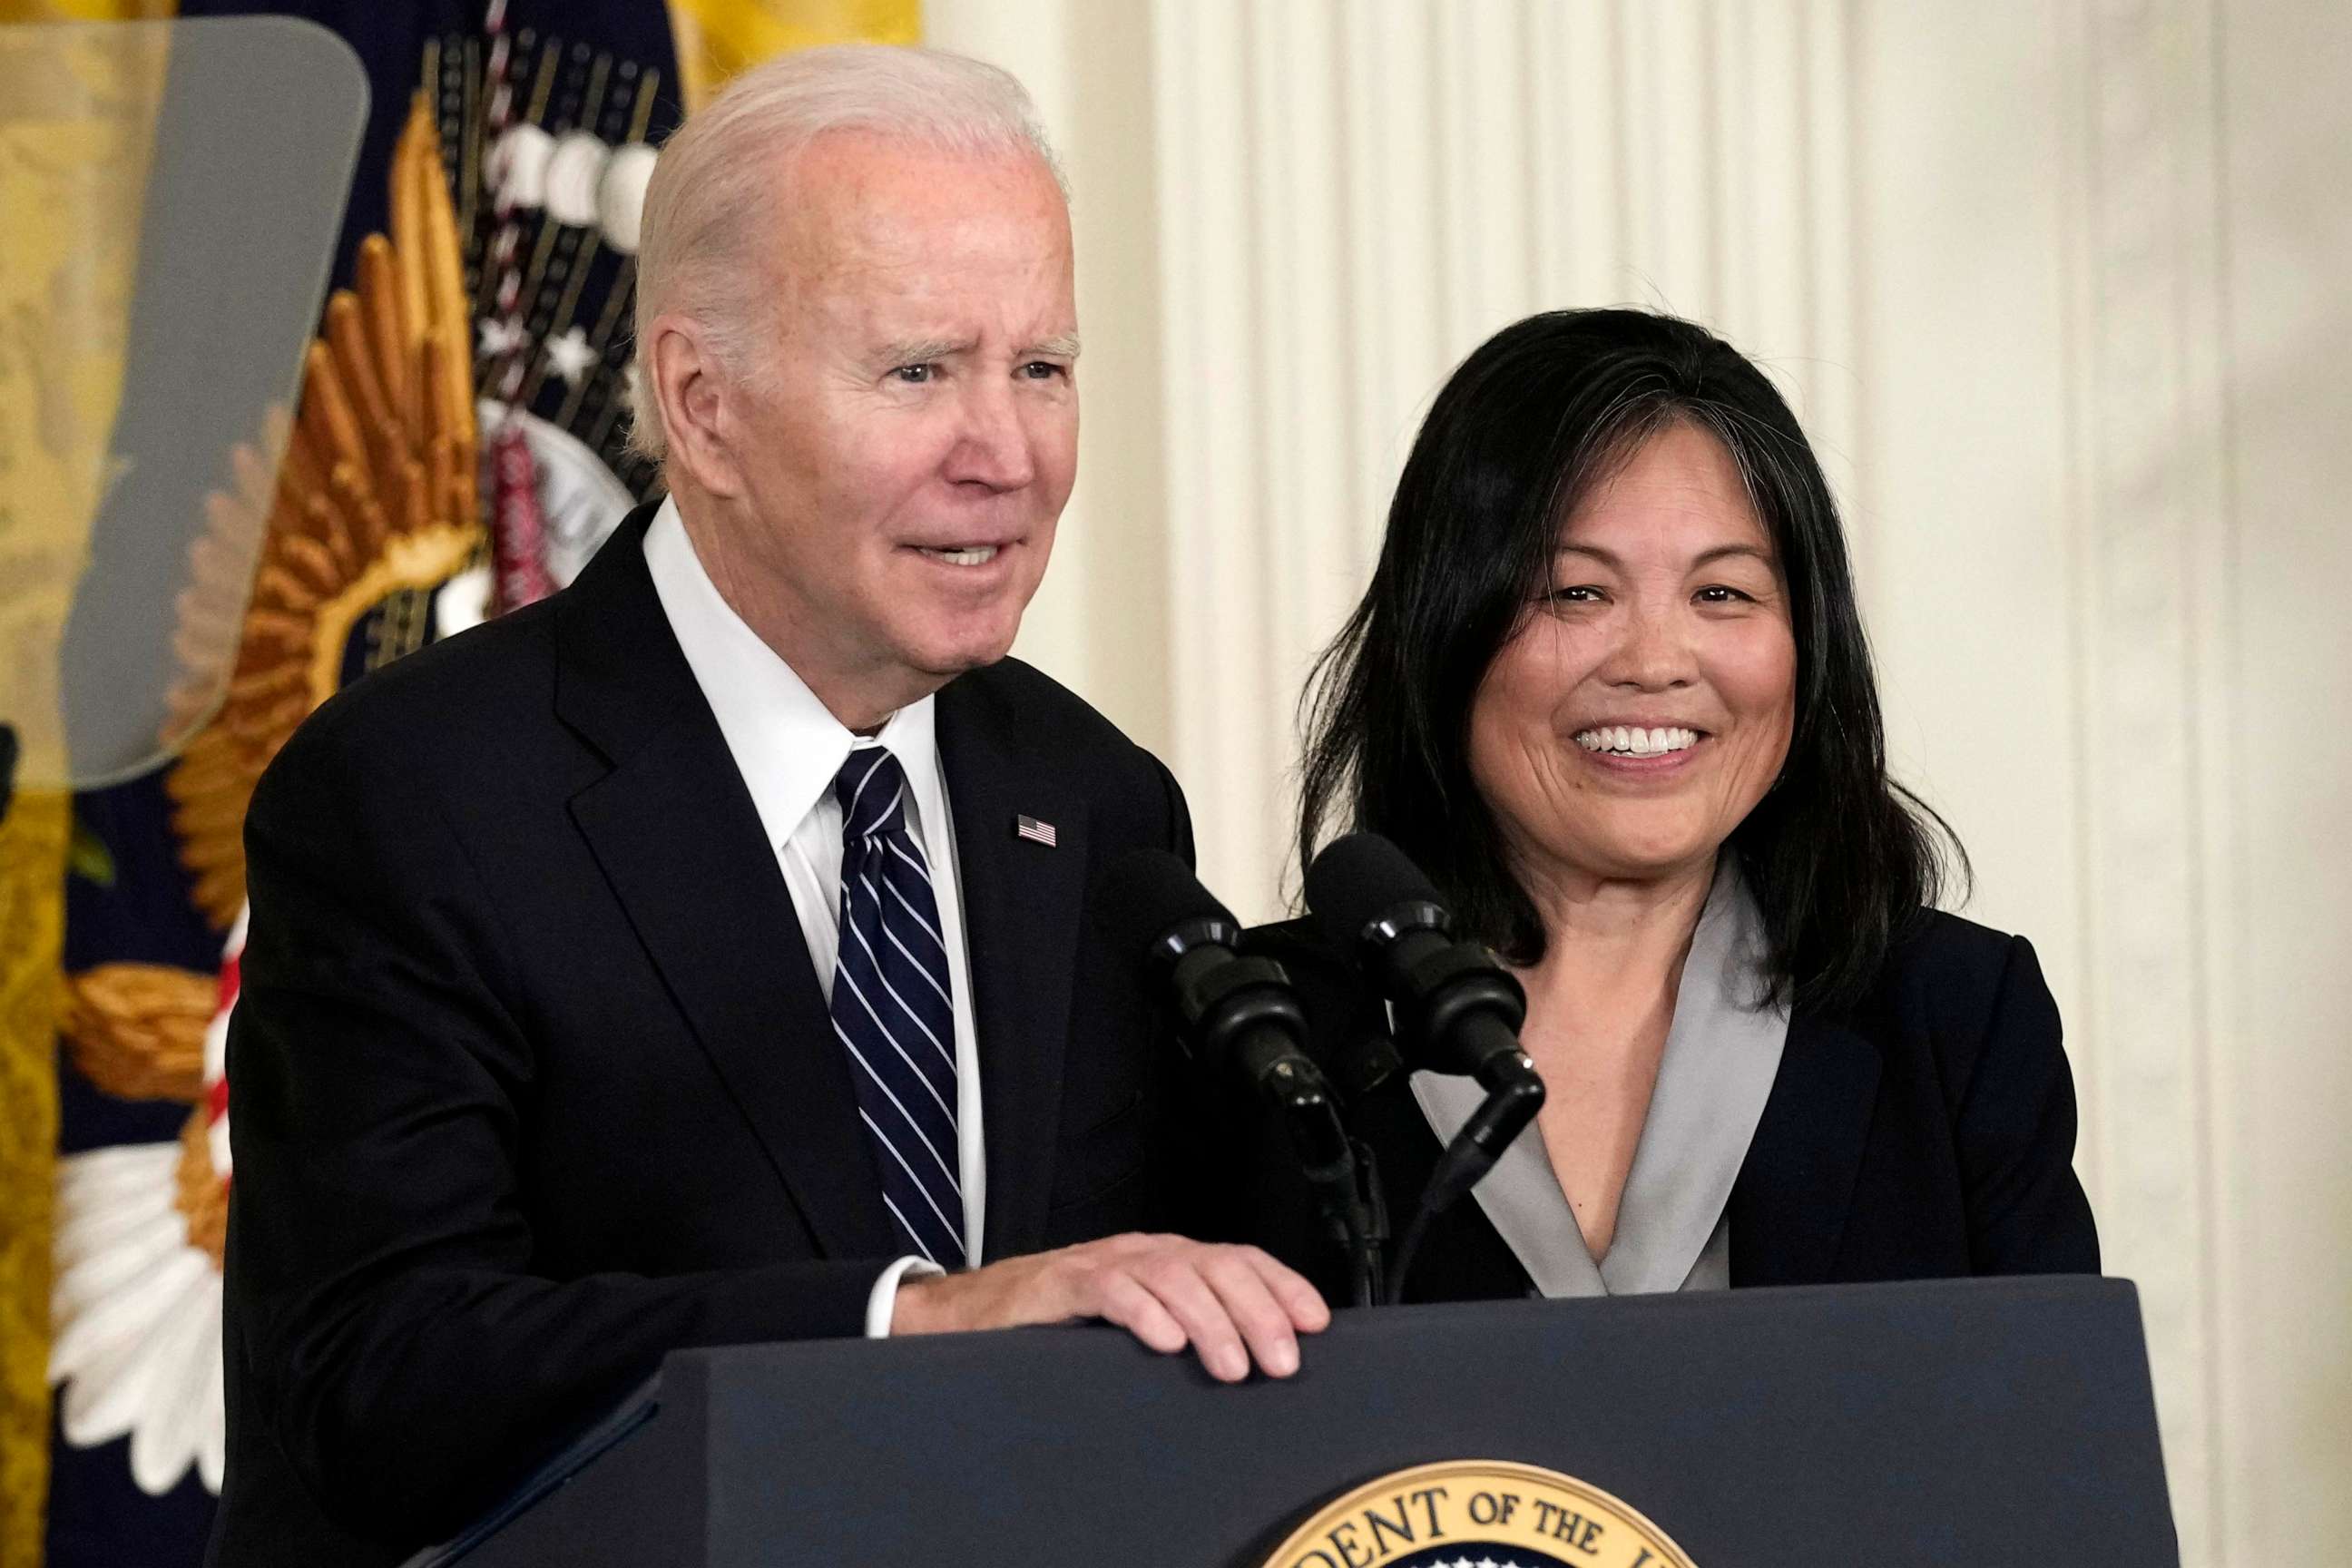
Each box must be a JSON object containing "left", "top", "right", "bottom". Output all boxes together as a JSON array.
[
  {"left": 920, "top": 545, "right": 999, "bottom": 566},
  {"left": 1574, "top": 725, "right": 1700, "bottom": 757}
]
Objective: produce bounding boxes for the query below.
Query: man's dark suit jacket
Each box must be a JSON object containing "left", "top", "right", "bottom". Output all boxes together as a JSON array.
[
  {"left": 1231, "top": 909, "right": 2099, "bottom": 1304},
  {"left": 208, "top": 505, "right": 1193, "bottom": 1565}
]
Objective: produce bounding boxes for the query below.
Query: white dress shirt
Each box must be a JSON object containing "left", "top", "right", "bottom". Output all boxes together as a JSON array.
[{"left": 642, "top": 498, "right": 984, "bottom": 1335}]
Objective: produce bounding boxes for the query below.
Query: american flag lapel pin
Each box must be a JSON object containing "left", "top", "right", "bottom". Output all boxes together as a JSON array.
[{"left": 1014, "top": 813, "right": 1058, "bottom": 848}]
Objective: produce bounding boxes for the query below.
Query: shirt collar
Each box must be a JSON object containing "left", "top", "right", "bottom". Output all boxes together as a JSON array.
[{"left": 643, "top": 495, "right": 942, "bottom": 850}]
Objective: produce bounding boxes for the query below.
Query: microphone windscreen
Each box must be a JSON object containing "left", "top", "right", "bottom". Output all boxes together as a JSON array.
[
  {"left": 1090, "top": 848, "right": 1238, "bottom": 964},
  {"left": 1303, "top": 832, "right": 1443, "bottom": 949}
]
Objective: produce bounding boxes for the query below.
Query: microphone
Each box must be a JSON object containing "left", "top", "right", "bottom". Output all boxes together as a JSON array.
[
  {"left": 1303, "top": 831, "right": 1538, "bottom": 1093},
  {"left": 1094, "top": 849, "right": 1386, "bottom": 1305},
  {"left": 1093, "top": 849, "right": 1341, "bottom": 1146},
  {"left": 1304, "top": 832, "right": 1545, "bottom": 1303}
]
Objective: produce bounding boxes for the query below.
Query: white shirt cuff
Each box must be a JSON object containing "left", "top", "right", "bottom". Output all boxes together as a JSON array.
[{"left": 864, "top": 1255, "right": 946, "bottom": 1338}]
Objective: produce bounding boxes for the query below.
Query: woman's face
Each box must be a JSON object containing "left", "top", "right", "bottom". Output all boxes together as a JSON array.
[{"left": 1467, "top": 420, "right": 1798, "bottom": 896}]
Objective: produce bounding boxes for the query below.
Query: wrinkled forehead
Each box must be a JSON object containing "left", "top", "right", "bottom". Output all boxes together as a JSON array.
[{"left": 763, "top": 130, "right": 1072, "bottom": 281}]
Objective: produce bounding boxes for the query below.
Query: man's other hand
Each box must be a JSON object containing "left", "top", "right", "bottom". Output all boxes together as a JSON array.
[{"left": 888, "top": 1234, "right": 1331, "bottom": 1381}]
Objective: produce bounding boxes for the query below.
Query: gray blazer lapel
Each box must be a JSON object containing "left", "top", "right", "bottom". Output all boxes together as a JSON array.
[
  {"left": 1599, "top": 865, "right": 1788, "bottom": 1296},
  {"left": 1405, "top": 864, "right": 1788, "bottom": 1298},
  {"left": 1411, "top": 1069, "right": 1603, "bottom": 1298}
]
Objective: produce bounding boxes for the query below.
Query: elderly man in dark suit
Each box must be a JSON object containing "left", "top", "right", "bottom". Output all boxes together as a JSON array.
[{"left": 209, "top": 45, "right": 1324, "bottom": 1567}]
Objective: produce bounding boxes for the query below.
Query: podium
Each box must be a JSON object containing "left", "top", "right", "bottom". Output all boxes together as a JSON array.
[{"left": 435, "top": 1276, "right": 2175, "bottom": 1567}]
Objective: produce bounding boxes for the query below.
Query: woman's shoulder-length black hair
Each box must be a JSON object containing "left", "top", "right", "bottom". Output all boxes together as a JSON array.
[{"left": 1297, "top": 307, "right": 1965, "bottom": 1015}]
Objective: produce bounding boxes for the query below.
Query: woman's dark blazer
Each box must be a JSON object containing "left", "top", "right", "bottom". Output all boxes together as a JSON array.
[{"left": 1229, "top": 908, "right": 2099, "bottom": 1304}]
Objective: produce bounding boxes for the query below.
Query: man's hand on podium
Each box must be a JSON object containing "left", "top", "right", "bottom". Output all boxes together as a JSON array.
[{"left": 888, "top": 1234, "right": 1330, "bottom": 1382}]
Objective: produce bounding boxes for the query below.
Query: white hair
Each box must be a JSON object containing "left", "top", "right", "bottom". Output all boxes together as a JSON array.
[{"left": 625, "top": 45, "right": 1065, "bottom": 463}]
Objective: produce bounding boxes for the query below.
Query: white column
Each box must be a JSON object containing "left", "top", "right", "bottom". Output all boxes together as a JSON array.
[
  {"left": 2208, "top": 5, "right": 2352, "bottom": 1558},
  {"left": 2066, "top": 0, "right": 2233, "bottom": 1550}
]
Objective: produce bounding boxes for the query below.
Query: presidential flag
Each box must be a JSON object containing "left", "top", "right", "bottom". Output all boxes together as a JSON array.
[{"left": 23, "top": 5, "right": 916, "bottom": 1565}]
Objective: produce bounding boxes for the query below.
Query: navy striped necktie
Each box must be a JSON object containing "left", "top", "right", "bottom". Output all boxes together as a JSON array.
[{"left": 829, "top": 746, "right": 965, "bottom": 1268}]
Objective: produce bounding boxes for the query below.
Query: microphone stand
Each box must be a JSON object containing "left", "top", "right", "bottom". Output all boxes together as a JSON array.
[
  {"left": 1153, "top": 923, "right": 1387, "bottom": 1308},
  {"left": 1260, "top": 1078, "right": 1386, "bottom": 1309},
  {"left": 1385, "top": 1061, "right": 1544, "bottom": 1305},
  {"left": 1342, "top": 1138, "right": 1388, "bottom": 1308},
  {"left": 1355, "top": 921, "right": 1547, "bottom": 1306}
]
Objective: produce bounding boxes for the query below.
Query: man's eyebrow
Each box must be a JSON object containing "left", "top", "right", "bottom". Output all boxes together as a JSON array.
[
  {"left": 878, "top": 337, "right": 973, "bottom": 366},
  {"left": 875, "top": 334, "right": 1082, "bottom": 365}
]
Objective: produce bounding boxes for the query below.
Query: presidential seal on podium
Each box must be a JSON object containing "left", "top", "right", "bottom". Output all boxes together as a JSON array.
[{"left": 1263, "top": 1460, "right": 1697, "bottom": 1568}]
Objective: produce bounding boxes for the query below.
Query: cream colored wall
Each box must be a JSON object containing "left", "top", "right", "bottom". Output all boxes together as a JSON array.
[
  {"left": 2207, "top": 0, "right": 2352, "bottom": 1546},
  {"left": 925, "top": 0, "right": 1177, "bottom": 762},
  {"left": 927, "top": 3, "right": 2352, "bottom": 1562}
]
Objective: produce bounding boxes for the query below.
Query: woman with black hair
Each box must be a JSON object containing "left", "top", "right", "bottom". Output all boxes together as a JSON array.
[{"left": 1251, "top": 307, "right": 2097, "bottom": 1302}]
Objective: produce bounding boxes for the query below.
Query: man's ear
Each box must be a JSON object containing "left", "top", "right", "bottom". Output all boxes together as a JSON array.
[{"left": 646, "top": 314, "right": 746, "bottom": 498}]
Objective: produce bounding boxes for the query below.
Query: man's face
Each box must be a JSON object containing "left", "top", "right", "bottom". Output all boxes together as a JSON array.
[{"left": 709, "top": 132, "right": 1078, "bottom": 704}]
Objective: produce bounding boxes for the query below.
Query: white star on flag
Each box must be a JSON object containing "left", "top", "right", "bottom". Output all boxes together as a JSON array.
[
  {"left": 544, "top": 326, "right": 598, "bottom": 386},
  {"left": 478, "top": 316, "right": 528, "bottom": 358}
]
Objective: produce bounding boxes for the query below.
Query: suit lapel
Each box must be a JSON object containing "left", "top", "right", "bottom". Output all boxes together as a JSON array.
[
  {"left": 554, "top": 508, "right": 895, "bottom": 1261},
  {"left": 936, "top": 673, "right": 1085, "bottom": 1262},
  {"left": 1728, "top": 1007, "right": 1881, "bottom": 1286}
]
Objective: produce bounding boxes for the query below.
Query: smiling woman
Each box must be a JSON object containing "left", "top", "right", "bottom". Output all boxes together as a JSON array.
[
  {"left": 1239, "top": 309, "right": 2100, "bottom": 1302},
  {"left": 1468, "top": 421, "right": 1798, "bottom": 916},
  {"left": 1299, "top": 310, "right": 1942, "bottom": 1007}
]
